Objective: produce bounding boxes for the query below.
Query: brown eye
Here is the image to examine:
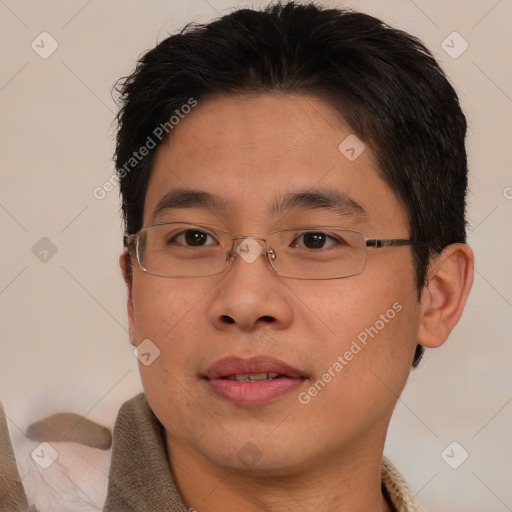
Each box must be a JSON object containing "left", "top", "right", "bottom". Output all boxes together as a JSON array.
[
  {"left": 293, "top": 232, "right": 340, "bottom": 250},
  {"left": 171, "top": 229, "right": 216, "bottom": 247}
]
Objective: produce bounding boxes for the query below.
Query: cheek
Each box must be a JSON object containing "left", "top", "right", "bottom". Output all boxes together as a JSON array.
[
  {"left": 130, "top": 278, "right": 204, "bottom": 395},
  {"left": 131, "top": 277, "right": 204, "bottom": 340},
  {"left": 312, "top": 265, "right": 419, "bottom": 375},
  {"left": 306, "top": 298, "right": 419, "bottom": 422},
  {"left": 130, "top": 279, "right": 204, "bottom": 414},
  {"left": 292, "top": 275, "right": 403, "bottom": 343},
  {"left": 348, "top": 285, "right": 421, "bottom": 402}
]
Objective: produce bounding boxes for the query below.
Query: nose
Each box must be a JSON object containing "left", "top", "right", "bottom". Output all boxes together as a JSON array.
[{"left": 207, "top": 236, "right": 294, "bottom": 332}]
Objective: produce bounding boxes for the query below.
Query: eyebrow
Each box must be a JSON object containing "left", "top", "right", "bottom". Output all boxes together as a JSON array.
[
  {"left": 152, "top": 189, "right": 227, "bottom": 221},
  {"left": 271, "top": 188, "right": 365, "bottom": 219},
  {"left": 151, "top": 187, "right": 365, "bottom": 222}
]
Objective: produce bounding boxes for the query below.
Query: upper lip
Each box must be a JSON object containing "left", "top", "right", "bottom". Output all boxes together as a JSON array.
[{"left": 204, "top": 356, "right": 305, "bottom": 379}]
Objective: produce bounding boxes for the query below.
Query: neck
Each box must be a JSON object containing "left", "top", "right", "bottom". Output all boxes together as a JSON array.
[{"left": 166, "top": 437, "right": 393, "bottom": 512}]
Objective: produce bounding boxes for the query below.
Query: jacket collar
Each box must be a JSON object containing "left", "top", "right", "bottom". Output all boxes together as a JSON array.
[{"left": 104, "top": 393, "right": 423, "bottom": 512}]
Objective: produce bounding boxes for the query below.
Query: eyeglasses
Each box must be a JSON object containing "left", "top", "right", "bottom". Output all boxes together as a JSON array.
[{"left": 124, "top": 222, "right": 417, "bottom": 280}]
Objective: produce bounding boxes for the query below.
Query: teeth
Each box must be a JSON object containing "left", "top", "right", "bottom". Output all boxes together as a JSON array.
[{"left": 225, "top": 372, "right": 280, "bottom": 382}]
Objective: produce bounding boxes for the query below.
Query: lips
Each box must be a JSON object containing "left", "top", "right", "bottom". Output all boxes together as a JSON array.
[
  {"left": 205, "top": 356, "right": 304, "bottom": 380},
  {"left": 203, "top": 356, "right": 306, "bottom": 407}
]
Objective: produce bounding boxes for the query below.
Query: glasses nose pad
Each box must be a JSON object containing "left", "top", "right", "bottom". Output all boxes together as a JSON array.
[{"left": 230, "top": 236, "right": 267, "bottom": 265}]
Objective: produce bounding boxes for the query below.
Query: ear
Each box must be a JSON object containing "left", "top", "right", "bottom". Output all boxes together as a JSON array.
[
  {"left": 417, "top": 243, "right": 474, "bottom": 348},
  {"left": 119, "top": 252, "right": 137, "bottom": 347}
]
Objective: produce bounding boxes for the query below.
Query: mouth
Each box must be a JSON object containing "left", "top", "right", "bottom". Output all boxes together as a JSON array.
[
  {"left": 222, "top": 372, "right": 282, "bottom": 382},
  {"left": 203, "top": 356, "right": 307, "bottom": 407}
]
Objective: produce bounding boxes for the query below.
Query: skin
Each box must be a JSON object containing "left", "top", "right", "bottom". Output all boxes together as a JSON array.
[{"left": 120, "top": 93, "right": 474, "bottom": 511}]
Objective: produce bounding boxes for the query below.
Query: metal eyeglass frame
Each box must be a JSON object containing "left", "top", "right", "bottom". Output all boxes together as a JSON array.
[{"left": 124, "top": 221, "right": 419, "bottom": 280}]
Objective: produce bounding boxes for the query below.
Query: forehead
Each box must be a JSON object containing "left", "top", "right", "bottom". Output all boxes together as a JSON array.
[{"left": 143, "top": 93, "right": 408, "bottom": 234}]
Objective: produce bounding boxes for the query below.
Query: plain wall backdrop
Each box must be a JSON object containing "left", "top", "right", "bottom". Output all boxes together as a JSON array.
[{"left": 1, "top": 0, "right": 511, "bottom": 510}]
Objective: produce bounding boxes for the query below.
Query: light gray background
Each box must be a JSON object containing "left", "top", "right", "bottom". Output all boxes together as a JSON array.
[{"left": 1, "top": 1, "right": 511, "bottom": 510}]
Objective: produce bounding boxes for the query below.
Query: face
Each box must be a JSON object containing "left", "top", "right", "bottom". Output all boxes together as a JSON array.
[{"left": 126, "top": 93, "right": 422, "bottom": 476}]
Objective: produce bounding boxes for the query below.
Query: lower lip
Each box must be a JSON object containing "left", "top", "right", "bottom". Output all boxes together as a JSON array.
[{"left": 206, "top": 377, "right": 304, "bottom": 407}]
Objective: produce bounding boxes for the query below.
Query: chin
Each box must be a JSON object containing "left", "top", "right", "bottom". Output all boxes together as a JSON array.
[{"left": 191, "top": 432, "right": 316, "bottom": 477}]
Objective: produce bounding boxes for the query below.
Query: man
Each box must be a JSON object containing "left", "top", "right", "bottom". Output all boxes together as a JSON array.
[
  {"left": 1, "top": 2, "right": 474, "bottom": 511},
  {"left": 106, "top": 2, "right": 474, "bottom": 510}
]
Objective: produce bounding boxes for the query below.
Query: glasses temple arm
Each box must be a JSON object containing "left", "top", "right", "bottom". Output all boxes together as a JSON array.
[{"left": 366, "top": 239, "right": 418, "bottom": 248}]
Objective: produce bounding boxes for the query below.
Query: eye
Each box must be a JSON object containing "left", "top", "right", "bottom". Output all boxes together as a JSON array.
[
  {"left": 291, "top": 231, "right": 344, "bottom": 250},
  {"left": 169, "top": 229, "right": 218, "bottom": 247}
]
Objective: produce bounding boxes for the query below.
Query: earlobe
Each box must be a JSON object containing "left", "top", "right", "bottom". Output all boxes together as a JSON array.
[
  {"left": 119, "top": 252, "right": 137, "bottom": 347},
  {"left": 417, "top": 243, "right": 474, "bottom": 349}
]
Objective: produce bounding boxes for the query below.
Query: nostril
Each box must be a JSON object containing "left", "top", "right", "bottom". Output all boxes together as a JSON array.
[
  {"left": 260, "top": 316, "right": 274, "bottom": 323},
  {"left": 221, "top": 315, "right": 235, "bottom": 324}
]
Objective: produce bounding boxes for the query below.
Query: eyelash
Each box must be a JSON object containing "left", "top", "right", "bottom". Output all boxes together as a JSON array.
[{"left": 169, "top": 229, "right": 345, "bottom": 250}]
